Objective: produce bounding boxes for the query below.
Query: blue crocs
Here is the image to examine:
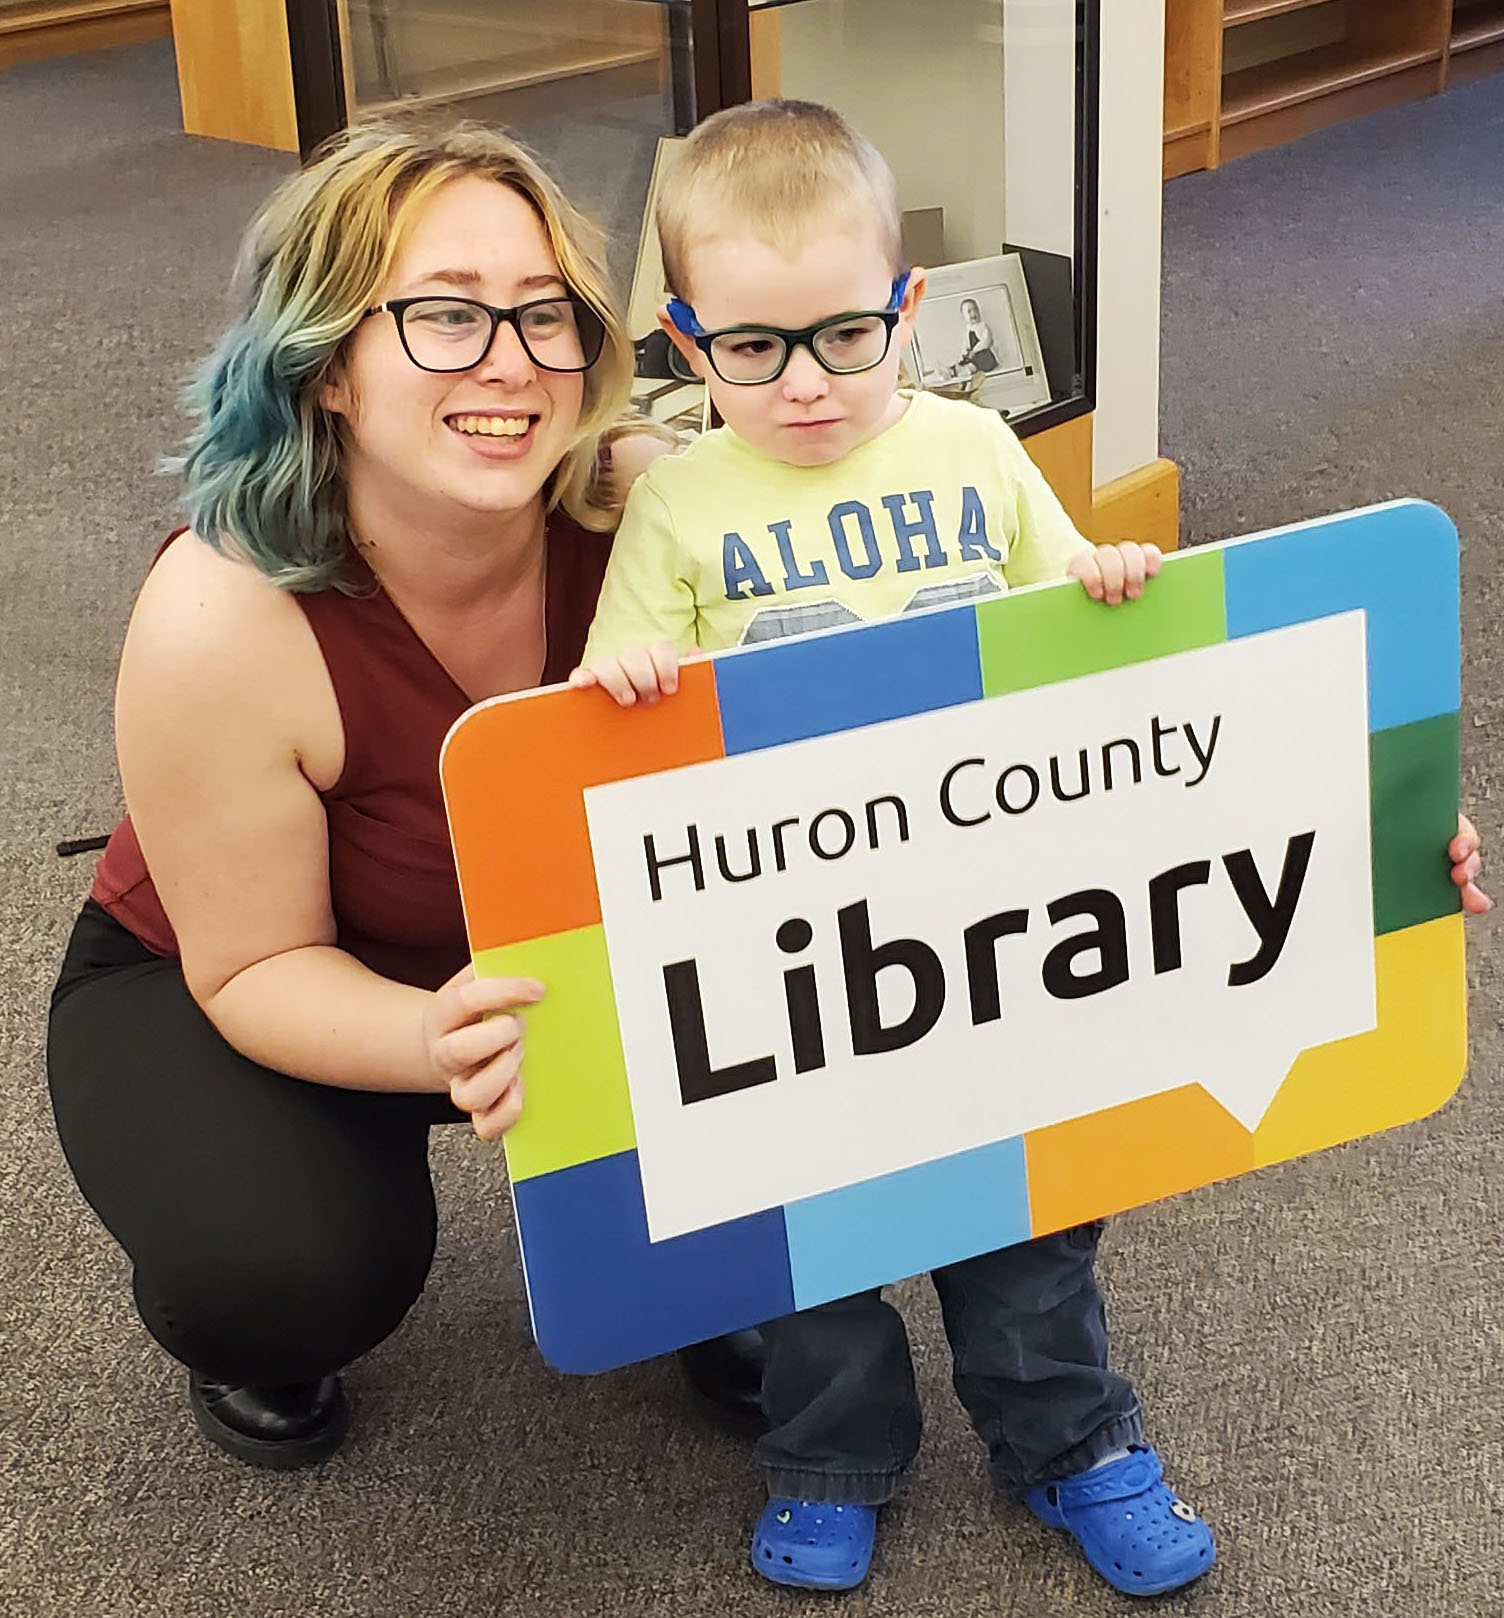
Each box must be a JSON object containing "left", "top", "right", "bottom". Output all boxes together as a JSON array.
[
  {"left": 1024, "top": 1446, "right": 1215, "bottom": 1597},
  {"left": 751, "top": 1497, "right": 878, "bottom": 1590}
]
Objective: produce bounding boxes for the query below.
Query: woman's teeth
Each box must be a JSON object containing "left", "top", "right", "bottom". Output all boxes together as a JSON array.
[{"left": 452, "top": 415, "right": 531, "bottom": 437}]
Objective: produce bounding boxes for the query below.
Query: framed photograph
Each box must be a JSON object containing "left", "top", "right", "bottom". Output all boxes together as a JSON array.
[{"left": 909, "top": 254, "right": 1051, "bottom": 421}]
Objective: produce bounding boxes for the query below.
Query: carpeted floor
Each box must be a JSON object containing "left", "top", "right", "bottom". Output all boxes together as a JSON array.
[{"left": 2, "top": 39, "right": 1501, "bottom": 1618}]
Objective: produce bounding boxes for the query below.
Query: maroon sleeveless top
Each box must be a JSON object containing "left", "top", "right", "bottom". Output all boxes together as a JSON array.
[{"left": 90, "top": 516, "right": 611, "bottom": 990}]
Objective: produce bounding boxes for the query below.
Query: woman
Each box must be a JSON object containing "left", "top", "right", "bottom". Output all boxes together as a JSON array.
[
  {"left": 44, "top": 118, "right": 750, "bottom": 1471},
  {"left": 45, "top": 117, "right": 1489, "bottom": 1477}
]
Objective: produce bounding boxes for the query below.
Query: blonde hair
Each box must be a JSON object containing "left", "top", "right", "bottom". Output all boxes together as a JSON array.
[
  {"left": 656, "top": 99, "right": 903, "bottom": 300},
  {"left": 176, "top": 116, "right": 635, "bottom": 590}
]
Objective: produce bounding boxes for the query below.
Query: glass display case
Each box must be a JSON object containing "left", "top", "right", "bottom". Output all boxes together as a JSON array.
[{"left": 287, "top": 0, "right": 1097, "bottom": 440}]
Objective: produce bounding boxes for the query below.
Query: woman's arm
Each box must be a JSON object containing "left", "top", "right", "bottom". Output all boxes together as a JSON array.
[{"left": 115, "top": 538, "right": 537, "bottom": 1118}]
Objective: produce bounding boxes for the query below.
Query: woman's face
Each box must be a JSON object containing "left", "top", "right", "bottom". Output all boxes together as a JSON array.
[{"left": 326, "top": 174, "right": 586, "bottom": 534}]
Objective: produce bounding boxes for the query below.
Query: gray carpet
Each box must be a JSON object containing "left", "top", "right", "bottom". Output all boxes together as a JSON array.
[{"left": 3, "top": 39, "right": 1501, "bottom": 1618}]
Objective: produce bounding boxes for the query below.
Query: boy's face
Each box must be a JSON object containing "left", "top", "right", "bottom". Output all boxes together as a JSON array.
[{"left": 661, "top": 223, "right": 924, "bottom": 468}]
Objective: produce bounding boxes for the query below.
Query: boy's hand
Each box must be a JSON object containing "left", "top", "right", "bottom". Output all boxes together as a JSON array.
[
  {"left": 568, "top": 641, "right": 680, "bottom": 706},
  {"left": 1069, "top": 541, "right": 1162, "bottom": 605},
  {"left": 1451, "top": 813, "right": 1491, "bottom": 915}
]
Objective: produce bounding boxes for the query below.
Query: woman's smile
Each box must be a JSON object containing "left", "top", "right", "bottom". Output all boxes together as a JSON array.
[{"left": 445, "top": 410, "right": 540, "bottom": 458}]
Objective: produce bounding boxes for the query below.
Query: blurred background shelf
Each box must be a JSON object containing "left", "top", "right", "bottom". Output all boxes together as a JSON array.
[
  {"left": 1450, "top": 0, "right": 1504, "bottom": 81},
  {"left": 1224, "top": 0, "right": 1334, "bottom": 26},
  {"left": 1164, "top": 0, "right": 1494, "bottom": 175},
  {"left": 0, "top": 0, "right": 168, "bottom": 68}
]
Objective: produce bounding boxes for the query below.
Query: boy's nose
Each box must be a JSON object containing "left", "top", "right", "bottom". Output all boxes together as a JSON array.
[{"left": 780, "top": 343, "right": 829, "bottom": 402}]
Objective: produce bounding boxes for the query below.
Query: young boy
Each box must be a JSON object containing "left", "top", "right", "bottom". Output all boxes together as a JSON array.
[{"left": 574, "top": 98, "right": 1205, "bottom": 1597}]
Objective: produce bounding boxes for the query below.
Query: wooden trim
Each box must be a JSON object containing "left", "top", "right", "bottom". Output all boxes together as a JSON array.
[
  {"left": 748, "top": 4, "right": 780, "bottom": 98},
  {"left": 1021, "top": 412, "right": 1181, "bottom": 555},
  {"left": 1088, "top": 458, "right": 1181, "bottom": 554},
  {"left": 357, "top": 56, "right": 663, "bottom": 128},
  {"left": 1164, "top": 0, "right": 1222, "bottom": 178},
  {"left": 169, "top": 0, "right": 299, "bottom": 152},
  {"left": 1164, "top": 114, "right": 1214, "bottom": 140},
  {"left": 0, "top": 0, "right": 168, "bottom": 68},
  {"left": 1164, "top": 125, "right": 1216, "bottom": 179},
  {"left": 1447, "top": 31, "right": 1504, "bottom": 81},
  {"left": 0, "top": 0, "right": 158, "bottom": 29},
  {"left": 1224, "top": 0, "right": 1334, "bottom": 28},
  {"left": 1021, "top": 411, "right": 1095, "bottom": 539},
  {"left": 353, "top": 43, "right": 661, "bottom": 115}
]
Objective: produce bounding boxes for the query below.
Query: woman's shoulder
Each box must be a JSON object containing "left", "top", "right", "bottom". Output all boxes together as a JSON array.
[
  {"left": 137, "top": 528, "right": 304, "bottom": 626},
  {"left": 122, "top": 531, "right": 339, "bottom": 770}
]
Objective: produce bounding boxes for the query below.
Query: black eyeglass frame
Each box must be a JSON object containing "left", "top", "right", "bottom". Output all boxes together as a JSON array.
[
  {"left": 362, "top": 294, "right": 607, "bottom": 375},
  {"left": 665, "top": 273, "right": 911, "bottom": 387}
]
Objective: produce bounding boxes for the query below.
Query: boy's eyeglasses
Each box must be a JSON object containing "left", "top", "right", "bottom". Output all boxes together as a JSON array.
[
  {"left": 362, "top": 294, "right": 606, "bottom": 374},
  {"left": 666, "top": 272, "right": 911, "bottom": 386}
]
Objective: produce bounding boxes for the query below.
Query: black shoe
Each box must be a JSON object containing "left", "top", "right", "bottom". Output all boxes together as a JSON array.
[
  {"left": 676, "top": 1329, "right": 768, "bottom": 1437},
  {"left": 188, "top": 1372, "right": 348, "bottom": 1469}
]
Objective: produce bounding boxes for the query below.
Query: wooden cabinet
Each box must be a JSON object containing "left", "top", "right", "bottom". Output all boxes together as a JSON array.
[{"left": 1165, "top": 0, "right": 1502, "bottom": 177}]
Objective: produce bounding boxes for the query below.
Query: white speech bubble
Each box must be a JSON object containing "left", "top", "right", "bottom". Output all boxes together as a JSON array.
[{"left": 586, "top": 614, "right": 1376, "bottom": 1242}]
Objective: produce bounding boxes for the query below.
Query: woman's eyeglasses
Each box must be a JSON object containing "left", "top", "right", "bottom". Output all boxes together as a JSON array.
[
  {"left": 363, "top": 294, "right": 606, "bottom": 375},
  {"left": 666, "top": 272, "right": 910, "bottom": 386}
]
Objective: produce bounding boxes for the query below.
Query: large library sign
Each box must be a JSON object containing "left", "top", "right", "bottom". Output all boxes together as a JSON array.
[{"left": 442, "top": 501, "right": 1466, "bottom": 1373}]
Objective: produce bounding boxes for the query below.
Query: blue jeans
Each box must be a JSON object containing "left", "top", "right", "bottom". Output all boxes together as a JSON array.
[{"left": 754, "top": 1223, "right": 1144, "bottom": 1505}]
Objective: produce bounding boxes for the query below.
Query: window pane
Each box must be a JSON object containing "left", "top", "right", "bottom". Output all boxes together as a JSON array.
[
  {"left": 751, "top": 0, "right": 1084, "bottom": 425},
  {"left": 340, "top": 0, "right": 694, "bottom": 292}
]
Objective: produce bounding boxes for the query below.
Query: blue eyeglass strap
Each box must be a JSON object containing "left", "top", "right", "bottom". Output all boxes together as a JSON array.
[
  {"left": 665, "top": 297, "right": 702, "bottom": 337},
  {"left": 889, "top": 269, "right": 912, "bottom": 308}
]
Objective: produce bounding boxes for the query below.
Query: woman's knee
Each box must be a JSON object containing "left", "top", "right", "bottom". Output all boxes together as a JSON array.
[
  {"left": 47, "top": 945, "right": 444, "bottom": 1382},
  {"left": 132, "top": 1196, "right": 437, "bottom": 1384}
]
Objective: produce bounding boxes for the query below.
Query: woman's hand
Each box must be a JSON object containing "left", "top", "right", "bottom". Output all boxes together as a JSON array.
[
  {"left": 1451, "top": 814, "right": 1491, "bottom": 915},
  {"left": 424, "top": 965, "right": 545, "bottom": 1140}
]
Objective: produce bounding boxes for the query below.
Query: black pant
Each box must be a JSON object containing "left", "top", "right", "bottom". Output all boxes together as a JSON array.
[
  {"left": 755, "top": 1229, "right": 1144, "bottom": 1504},
  {"left": 47, "top": 902, "right": 461, "bottom": 1386}
]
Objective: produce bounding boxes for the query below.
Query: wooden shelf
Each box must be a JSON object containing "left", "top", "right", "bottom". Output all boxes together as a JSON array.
[
  {"left": 1165, "top": 115, "right": 1214, "bottom": 140},
  {"left": 1223, "top": 0, "right": 1332, "bottom": 28},
  {"left": 0, "top": 0, "right": 156, "bottom": 26},
  {"left": 1222, "top": 39, "right": 1442, "bottom": 124},
  {"left": 1167, "top": 1, "right": 1501, "bottom": 176},
  {"left": 1452, "top": 0, "right": 1504, "bottom": 51},
  {"left": 0, "top": 0, "right": 167, "bottom": 65}
]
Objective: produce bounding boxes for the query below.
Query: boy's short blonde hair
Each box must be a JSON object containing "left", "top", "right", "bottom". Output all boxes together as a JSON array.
[{"left": 657, "top": 99, "right": 903, "bottom": 300}]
